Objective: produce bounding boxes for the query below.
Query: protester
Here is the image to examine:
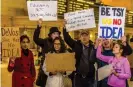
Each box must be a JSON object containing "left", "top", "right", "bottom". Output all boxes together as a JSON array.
[
  {"left": 63, "top": 26, "right": 96, "bottom": 87},
  {"left": 42, "top": 37, "right": 72, "bottom": 87},
  {"left": 96, "top": 38, "right": 131, "bottom": 87},
  {"left": 33, "top": 19, "right": 64, "bottom": 87},
  {"left": 96, "top": 36, "right": 132, "bottom": 87},
  {"left": 8, "top": 35, "right": 36, "bottom": 87},
  {"left": 128, "top": 37, "right": 133, "bottom": 81}
]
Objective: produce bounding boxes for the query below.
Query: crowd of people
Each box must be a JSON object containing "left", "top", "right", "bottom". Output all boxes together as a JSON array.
[{"left": 7, "top": 19, "right": 133, "bottom": 87}]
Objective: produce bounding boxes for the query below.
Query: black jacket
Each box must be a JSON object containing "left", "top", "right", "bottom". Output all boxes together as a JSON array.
[
  {"left": 122, "top": 42, "right": 132, "bottom": 56},
  {"left": 63, "top": 28, "right": 96, "bottom": 79},
  {"left": 33, "top": 25, "right": 65, "bottom": 87},
  {"left": 33, "top": 25, "right": 64, "bottom": 63},
  {"left": 33, "top": 25, "right": 53, "bottom": 55},
  {"left": 33, "top": 25, "right": 52, "bottom": 87}
]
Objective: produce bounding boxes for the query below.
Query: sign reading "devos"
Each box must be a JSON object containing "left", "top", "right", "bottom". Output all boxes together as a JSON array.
[{"left": 2, "top": 27, "right": 21, "bottom": 58}]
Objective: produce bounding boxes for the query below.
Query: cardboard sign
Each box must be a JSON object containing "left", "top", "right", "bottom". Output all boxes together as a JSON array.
[
  {"left": 27, "top": 1, "right": 57, "bottom": 21},
  {"left": 98, "top": 6, "right": 126, "bottom": 39},
  {"left": 45, "top": 53, "right": 76, "bottom": 72},
  {"left": 64, "top": 8, "right": 96, "bottom": 31},
  {"left": 1, "top": 27, "right": 21, "bottom": 58}
]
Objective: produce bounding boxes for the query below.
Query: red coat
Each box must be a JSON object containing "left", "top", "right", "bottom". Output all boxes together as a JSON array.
[{"left": 8, "top": 50, "right": 36, "bottom": 87}]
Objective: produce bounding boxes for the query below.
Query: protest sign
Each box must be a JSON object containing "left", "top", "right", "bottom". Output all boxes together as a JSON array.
[
  {"left": 27, "top": 1, "right": 57, "bottom": 21},
  {"left": 45, "top": 53, "right": 75, "bottom": 72},
  {"left": 98, "top": 64, "right": 113, "bottom": 81},
  {"left": 98, "top": 6, "right": 126, "bottom": 39},
  {"left": 64, "top": 8, "right": 96, "bottom": 31},
  {"left": 2, "top": 27, "right": 21, "bottom": 58}
]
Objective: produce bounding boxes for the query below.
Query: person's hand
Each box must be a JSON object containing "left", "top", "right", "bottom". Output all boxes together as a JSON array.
[
  {"left": 121, "top": 36, "right": 127, "bottom": 46},
  {"left": 109, "top": 39, "right": 113, "bottom": 43},
  {"left": 95, "top": 38, "right": 100, "bottom": 49},
  {"left": 51, "top": 72, "right": 57, "bottom": 75},
  {"left": 63, "top": 19, "right": 67, "bottom": 28},
  {"left": 60, "top": 71, "right": 65, "bottom": 74},
  {"left": 95, "top": 38, "right": 103, "bottom": 48},
  {"left": 112, "top": 69, "right": 119, "bottom": 77},
  {"left": 38, "top": 18, "right": 43, "bottom": 27},
  {"left": 10, "top": 57, "right": 16, "bottom": 63}
]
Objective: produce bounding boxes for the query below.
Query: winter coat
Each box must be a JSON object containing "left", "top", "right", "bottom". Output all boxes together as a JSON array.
[
  {"left": 63, "top": 28, "right": 96, "bottom": 80},
  {"left": 8, "top": 49, "right": 36, "bottom": 87}
]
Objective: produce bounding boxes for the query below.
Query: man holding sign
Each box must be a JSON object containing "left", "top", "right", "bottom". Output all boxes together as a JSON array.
[
  {"left": 98, "top": 6, "right": 126, "bottom": 39},
  {"left": 63, "top": 23, "right": 96, "bottom": 87}
]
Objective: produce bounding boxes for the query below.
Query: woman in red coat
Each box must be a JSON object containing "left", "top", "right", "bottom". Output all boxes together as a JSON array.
[{"left": 8, "top": 35, "right": 36, "bottom": 87}]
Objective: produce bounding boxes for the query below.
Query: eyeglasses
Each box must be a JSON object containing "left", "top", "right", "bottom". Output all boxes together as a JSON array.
[
  {"left": 21, "top": 41, "right": 30, "bottom": 43},
  {"left": 54, "top": 43, "right": 61, "bottom": 45}
]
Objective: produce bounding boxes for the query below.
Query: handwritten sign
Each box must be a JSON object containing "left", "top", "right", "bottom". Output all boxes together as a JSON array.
[
  {"left": 45, "top": 53, "right": 76, "bottom": 72},
  {"left": 64, "top": 8, "right": 96, "bottom": 31},
  {"left": 98, "top": 6, "right": 126, "bottom": 39},
  {"left": 27, "top": 1, "right": 57, "bottom": 21},
  {"left": 2, "top": 27, "right": 21, "bottom": 58}
]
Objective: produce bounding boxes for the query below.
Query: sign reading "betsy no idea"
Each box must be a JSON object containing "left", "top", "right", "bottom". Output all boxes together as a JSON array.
[{"left": 98, "top": 6, "right": 126, "bottom": 39}]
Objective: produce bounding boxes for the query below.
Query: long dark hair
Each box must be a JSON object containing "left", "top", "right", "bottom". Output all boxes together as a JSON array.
[
  {"left": 50, "top": 37, "right": 66, "bottom": 53},
  {"left": 113, "top": 40, "right": 124, "bottom": 50},
  {"left": 20, "top": 35, "right": 30, "bottom": 43},
  {"left": 113, "top": 40, "right": 125, "bottom": 56}
]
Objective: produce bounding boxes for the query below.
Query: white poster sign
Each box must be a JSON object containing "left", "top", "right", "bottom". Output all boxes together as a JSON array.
[
  {"left": 27, "top": 1, "right": 57, "bottom": 21},
  {"left": 64, "top": 9, "right": 96, "bottom": 31},
  {"left": 98, "top": 6, "right": 126, "bottom": 39}
]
